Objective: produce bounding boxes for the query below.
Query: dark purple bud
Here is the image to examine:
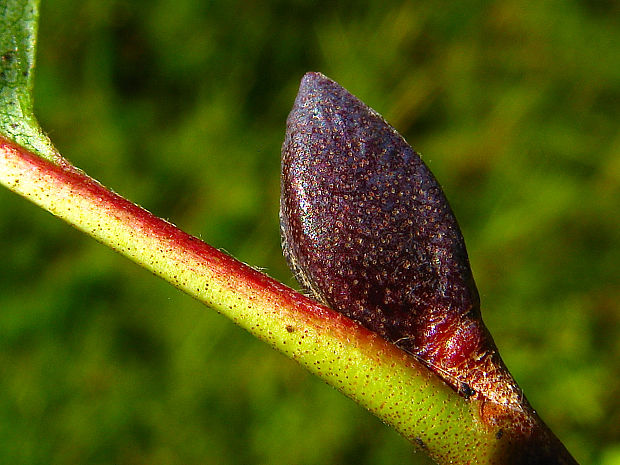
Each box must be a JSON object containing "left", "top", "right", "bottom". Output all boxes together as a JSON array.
[
  {"left": 280, "top": 73, "right": 580, "bottom": 464},
  {"left": 280, "top": 72, "right": 510, "bottom": 402}
]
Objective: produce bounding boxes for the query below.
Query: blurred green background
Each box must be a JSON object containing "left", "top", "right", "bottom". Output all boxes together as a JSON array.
[{"left": 1, "top": 0, "right": 618, "bottom": 464}]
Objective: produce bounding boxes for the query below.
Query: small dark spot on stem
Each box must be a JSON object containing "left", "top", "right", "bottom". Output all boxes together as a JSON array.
[
  {"left": 459, "top": 382, "right": 476, "bottom": 399},
  {"left": 1, "top": 51, "right": 16, "bottom": 63},
  {"left": 495, "top": 429, "right": 504, "bottom": 440},
  {"left": 414, "top": 437, "right": 427, "bottom": 450}
]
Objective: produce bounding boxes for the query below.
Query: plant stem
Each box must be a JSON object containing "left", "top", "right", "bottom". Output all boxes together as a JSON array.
[{"left": 1, "top": 135, "right": 523, "bottom": 464}]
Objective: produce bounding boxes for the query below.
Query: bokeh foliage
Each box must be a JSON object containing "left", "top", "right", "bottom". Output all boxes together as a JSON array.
[{"left": 1, "top": 0, "right": 618, "bottom": 464}]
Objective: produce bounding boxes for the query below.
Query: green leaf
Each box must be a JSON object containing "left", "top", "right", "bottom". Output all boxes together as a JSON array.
[{"left": 0, "top": 0, "right": 56, "bottom": 161}]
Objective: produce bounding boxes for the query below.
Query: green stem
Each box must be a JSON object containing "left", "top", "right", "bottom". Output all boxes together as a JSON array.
[{"left": 1, "top": 135, "right": 508, "bottom": 464}]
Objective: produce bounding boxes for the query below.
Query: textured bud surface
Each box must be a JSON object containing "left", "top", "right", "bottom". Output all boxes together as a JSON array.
[
  {"left": 281, "top": 72, "right": 519, "bottom": 406},
  {"left": 280, "top": 74, "right": 580, "bottom": 464}
]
